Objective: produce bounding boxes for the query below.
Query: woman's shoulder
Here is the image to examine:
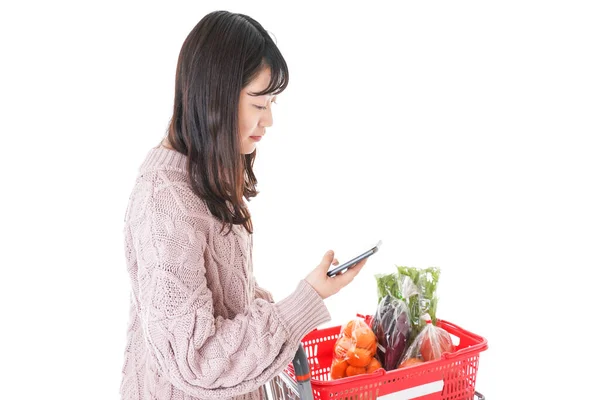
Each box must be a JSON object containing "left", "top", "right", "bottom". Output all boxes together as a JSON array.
[
  {"left": 129, "top": 146, "right": 215, "bottom": 224},
  {"left": 150, "top": 173, "right": 213, "bottom": 224}
]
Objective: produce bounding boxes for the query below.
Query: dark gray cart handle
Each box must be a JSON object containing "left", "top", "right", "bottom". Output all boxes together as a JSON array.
[{"left": 292, "top": 345, "right": 313, "bottom": 400}]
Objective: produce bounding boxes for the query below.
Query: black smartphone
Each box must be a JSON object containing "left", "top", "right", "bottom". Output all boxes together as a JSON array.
[{"left": 327, "top": 240, "right": 382, "bottom": 277}]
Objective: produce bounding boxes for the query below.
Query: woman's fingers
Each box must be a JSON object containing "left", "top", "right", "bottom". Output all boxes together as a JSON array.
[
  {"left": 332, "top": 258, "right": 367, "bottom": 287},
  {"left": 305, "top": 250, "right": 368, "bottom": 299}
]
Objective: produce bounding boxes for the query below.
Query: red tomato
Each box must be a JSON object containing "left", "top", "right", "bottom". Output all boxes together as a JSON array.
[
  {"left": 420, "top": 327, "right": 455, "bottom": 361},
  {"left": 398, "top": 357, "right": 424, "bottom": 368}
]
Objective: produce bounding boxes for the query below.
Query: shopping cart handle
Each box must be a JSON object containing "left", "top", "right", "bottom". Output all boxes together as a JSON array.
[
  {"left": 292, "top": 345, "right": 311, "bottom": 382},
  {"left": 292, "top": 345, "right": 315, "bottom": 400}
]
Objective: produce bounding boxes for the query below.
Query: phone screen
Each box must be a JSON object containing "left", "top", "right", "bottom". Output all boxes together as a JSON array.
[{"left": 326, "top": 241, "right": 382, "bottom": 277}]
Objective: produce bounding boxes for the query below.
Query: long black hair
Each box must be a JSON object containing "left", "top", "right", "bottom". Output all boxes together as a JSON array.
[{"left": 165, "top": 11, "right": 289, "bottom": 234}]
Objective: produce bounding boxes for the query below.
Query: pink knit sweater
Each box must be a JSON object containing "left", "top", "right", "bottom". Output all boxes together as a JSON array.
[{"left": 120, "top": 145, "right": 331, "bottom": 400}]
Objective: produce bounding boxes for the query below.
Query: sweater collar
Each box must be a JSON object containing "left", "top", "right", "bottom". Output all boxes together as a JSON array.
[{"left": 140, "top": 145, "right": 187, "bottom": 172}]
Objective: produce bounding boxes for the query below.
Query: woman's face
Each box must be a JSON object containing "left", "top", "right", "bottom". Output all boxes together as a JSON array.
[{"left": 238, "top": 67, "right": 277, "bottom": 155}]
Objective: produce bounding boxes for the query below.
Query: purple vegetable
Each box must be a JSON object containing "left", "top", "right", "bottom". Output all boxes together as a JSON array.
[{"left": 372, "top": 295, "right": 411, "bottom": 370}]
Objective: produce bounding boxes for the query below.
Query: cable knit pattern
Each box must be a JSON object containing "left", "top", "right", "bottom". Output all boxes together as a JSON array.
[{"left": 120, "top": 145, "right": 331, "bottom": 400}]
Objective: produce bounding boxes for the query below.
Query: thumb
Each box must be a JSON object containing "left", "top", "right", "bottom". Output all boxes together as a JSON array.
[{"left": 318, "top": 250, "right": 335, "bottom": 272}]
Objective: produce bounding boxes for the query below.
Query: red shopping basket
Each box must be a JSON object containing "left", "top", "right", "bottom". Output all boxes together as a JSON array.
[{"left": 284, "top": 317, "right": 488, "bottom": 400}]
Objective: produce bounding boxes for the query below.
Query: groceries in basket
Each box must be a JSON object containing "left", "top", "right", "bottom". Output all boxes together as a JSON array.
[
  {"left": 370, "top": 266, "right": 445, "bottom": 371},
  {"left": 330, "top": 318, "right": 382, "bottom": 379},
  {"left": 329, "top": 265, "right": 472, "bottom": 380},
  {"left": 398, "top": 316, "right": 455, "bottom": 367},
  {"left": 286, "top": 315, "right": 487, "bottom": 400},
  {"left": 370, "top": 293, "right": 410, "bottom": 371},
  {"left": 284, "top": 261, "right": 488, "bottom": 399},
  {"left": 396, "top": 266, "right": 440, "bottom": 345}
]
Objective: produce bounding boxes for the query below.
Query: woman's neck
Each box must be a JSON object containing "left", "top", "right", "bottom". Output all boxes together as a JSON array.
[{"left": 160, "top": 138, "right": 175, "bottom": 150}]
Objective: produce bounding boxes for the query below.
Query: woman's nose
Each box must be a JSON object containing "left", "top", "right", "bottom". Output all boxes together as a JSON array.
[{"left": 260, "top": 108, "right": 273, "bottom": 128}]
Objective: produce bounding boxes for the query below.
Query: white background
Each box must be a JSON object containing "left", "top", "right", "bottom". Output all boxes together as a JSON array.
[{"left": 1, "top": 1, "right": 598, "bottom": 399}]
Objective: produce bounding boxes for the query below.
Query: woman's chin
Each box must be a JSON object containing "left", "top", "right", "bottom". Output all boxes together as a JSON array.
[{"left": 241, "top": 143, "right": 257, "bottom": 155}]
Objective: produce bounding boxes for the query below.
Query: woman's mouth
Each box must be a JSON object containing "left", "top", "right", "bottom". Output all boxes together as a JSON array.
[{"left": 250, "top": 136, "right": 263, "bottom": 142}]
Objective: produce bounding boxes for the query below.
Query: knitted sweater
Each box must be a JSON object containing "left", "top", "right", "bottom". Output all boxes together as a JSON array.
[{"left": 120, "top": 145, "right": 331, "bottom": 400}]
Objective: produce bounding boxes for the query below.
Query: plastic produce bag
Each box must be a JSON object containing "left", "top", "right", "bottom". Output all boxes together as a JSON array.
[
  {"left": 330, "top": 318, "right": 382, "bottom": 380},
  {"left": 398, "top": 316, "right": 455, "bottom": 368},
  {"left": 370, "top": 295, "right": 411, "bottom": 371},
  {"left": 397, "top": 266, "right": 440, "bottom": 343},
  {"left": 375, "top": 272, "right": 401, "bottom": 302}
]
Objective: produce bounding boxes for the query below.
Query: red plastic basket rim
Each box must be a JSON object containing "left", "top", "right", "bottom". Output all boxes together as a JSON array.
[{"left": 435, "top": 319, "right": 488, "bottom": 360}]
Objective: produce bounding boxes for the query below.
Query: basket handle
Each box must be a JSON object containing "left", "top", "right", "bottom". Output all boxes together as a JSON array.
[{"left": 437, "top": 319, "right": 489, "bottom": 360}]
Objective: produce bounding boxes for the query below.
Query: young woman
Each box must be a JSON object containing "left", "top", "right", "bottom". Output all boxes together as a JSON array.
[{"left": 120, "top": 11, "right": 367, "bottom": 400}]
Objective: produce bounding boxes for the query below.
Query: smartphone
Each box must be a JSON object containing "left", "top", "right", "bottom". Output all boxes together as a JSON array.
[{"left": 327, "top": 240, "right": 382, "bottom": 277}]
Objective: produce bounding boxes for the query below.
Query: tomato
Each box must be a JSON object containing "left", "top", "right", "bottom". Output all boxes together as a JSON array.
[
  {"left": 420, "top": 327, "right": 455, "bottom": 361},
  {"left": 398, "top": 357, "right": 424, "bottom": 368}
]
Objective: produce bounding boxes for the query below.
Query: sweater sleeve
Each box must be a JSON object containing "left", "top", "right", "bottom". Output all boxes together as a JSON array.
[{"left": 134, "top": 183, "right": 331, "bottom": 399}]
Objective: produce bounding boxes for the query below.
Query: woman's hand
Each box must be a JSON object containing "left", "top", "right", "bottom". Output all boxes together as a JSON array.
[{"left": 305, "top": 250, "right": 367, "bottom": 300}]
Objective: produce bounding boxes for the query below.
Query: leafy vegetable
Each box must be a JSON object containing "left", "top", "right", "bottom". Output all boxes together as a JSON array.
[
  {"left": 396, "top": 266, "right": 441, "bottom": 345},
  {"left": 375, "top": 273, "right": 400, "bottom": 302}
]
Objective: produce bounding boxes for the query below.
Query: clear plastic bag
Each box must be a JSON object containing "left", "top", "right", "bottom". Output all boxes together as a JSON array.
[
  {"left": 330, "top": 318, "right": 381, "bottom": 379},
  {"left": 398, "top": 316, "right": 455, "bottom": 368},
  {"left": 370, "top": 295, "right": 411, "bottom": 371},
  {"left": 375, "top": 272, "right": 401, "bottom": 301},
  {"left": 397, "top": 266, "right": 440, "bottom": 344}
]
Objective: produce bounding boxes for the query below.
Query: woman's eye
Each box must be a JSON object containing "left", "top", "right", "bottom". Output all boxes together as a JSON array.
[{"left": 253, "top": 98, "right": 276, "bottom": 110}]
